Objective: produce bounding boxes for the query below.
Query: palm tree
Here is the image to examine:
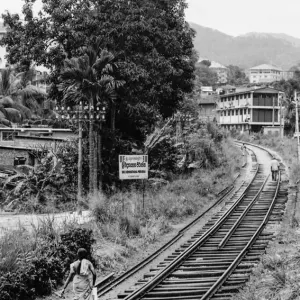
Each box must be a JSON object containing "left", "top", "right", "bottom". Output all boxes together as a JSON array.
[
  {"left": 59, "top": 41, "right": 124, "bottom": 195},
  {"left": 0, "top": 66, "right": 48, "bottom": 126}
]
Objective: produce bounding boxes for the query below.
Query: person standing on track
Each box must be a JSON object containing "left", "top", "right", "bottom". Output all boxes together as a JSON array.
[
  {"left": 241, "top": 143, "right": 246, "bottom": 156},
  {"left": 59, "top": 248, "right": 97, "bottom": 300},
  {"left": 270, "top": 158, "right": 280, "bottom": 181}
]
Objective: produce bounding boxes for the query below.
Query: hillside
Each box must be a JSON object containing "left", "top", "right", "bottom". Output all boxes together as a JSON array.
[{"left": 190, "top": 22, "right": 300, "bottom": 70}]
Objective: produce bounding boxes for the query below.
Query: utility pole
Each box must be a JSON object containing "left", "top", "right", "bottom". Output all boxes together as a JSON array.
[
  {"left": 272, "top": 95, "right": 275, "bottom": 127},
  {"left": 279, "top": 93, "right": 283, "bottom": 139},
  {"left": 295, "top": 90, "right": 300, "bottom": 162}
]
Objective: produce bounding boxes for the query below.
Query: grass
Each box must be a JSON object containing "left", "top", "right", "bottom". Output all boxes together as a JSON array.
[
  {"left": 85, "top": 137, "right": 243, "bottom": 272},
  {"left": 237, "top": 132, "right": 300, "bottom": 184},
  {"left": 232, "top": 132, "right": 300, "bottom": 299},
  {"left": 0, "top": 136, "right": 244, "bottom": 299}
]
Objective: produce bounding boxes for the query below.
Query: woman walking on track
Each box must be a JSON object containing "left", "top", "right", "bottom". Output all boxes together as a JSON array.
[{"left": 60, "top": 248, "right": 97, "bottom": 300}]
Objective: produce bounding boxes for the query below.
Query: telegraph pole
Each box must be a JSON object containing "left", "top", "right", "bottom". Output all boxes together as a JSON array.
[
  {"left": 279, "top": 93, "right": 283, "bottom": 139},
  {"left": 295, "top": 90, "right": 300, "bottom": 162},
  {"left": 272, "top": 95, "right": 275, "bottom": 127}
]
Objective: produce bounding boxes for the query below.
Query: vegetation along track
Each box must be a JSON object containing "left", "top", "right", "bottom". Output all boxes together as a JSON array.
[{"left": 102, "top": 145, "right": 288, "bottom": 300}]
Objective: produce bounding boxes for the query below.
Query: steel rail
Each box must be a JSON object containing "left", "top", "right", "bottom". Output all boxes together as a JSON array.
[
  {"left": 97, "top": 178, "right": 235, "bottom": 296},
  {"left": 201, "top": 172, "right": 281, "bottom": 300},
  {"left": 218, "top": 174, "right": 270, "bottom": 249},
  {"left": 121, "top": 165, "right": 261, "bottom": 300}
]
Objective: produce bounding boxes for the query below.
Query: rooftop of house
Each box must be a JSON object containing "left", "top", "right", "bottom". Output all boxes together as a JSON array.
[
  {"left": 220, "top": 87, "right": 282, "bottom": 98},
  {"left": 209, "top": 61, "right": 227, "bottom": 69},
  {"left": 0, "top": 126, "right": 73, "bottom": 132},
  {"left": 217, "top": 85, "right": 236, "bottom": 90},
  {"left": 249, "top": 64, "right": 282, "bottom": 71},
  {"left": 201, "top": 86, "right": 213, "bottom": 92}
]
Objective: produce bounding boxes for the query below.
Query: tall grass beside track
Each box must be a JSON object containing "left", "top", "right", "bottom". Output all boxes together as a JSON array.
[
  {"left": 89, "top": 138, "right": 242, "bottom": 273},
  {"left": 0, "top": 137, "right": 243, "bottom": 300}
]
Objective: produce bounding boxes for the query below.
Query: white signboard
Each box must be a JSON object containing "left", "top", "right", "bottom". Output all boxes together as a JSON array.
[{"left": 119, "top": 155, "right": 148, "bottom": 180}]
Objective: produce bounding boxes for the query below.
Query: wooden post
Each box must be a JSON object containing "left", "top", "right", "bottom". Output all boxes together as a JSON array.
[
  {"left": 295, "top": 90, "right": 300, "bottom": 162},
  {"left": 98, "top": 122, "right": 102, "bottom": 191},
  {"left": 77, "top": 119, "right": 83, "bottom": 208},
  {"left": 280, "top": 94, "right": 283, "bottom": 139},
  {"left": 89, "top": 119, "right": 94, "bottom": 194},
  {"left": 93, "top": 129, "right": 98, "bottom": 193},
  {"left": 142, "top": 179, "right": 145, "bottom": 212},
  {"left": 272, "top": 95, "right": 275, "bottom": 127}
]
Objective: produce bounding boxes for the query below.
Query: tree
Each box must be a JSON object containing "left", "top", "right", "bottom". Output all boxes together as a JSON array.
[
  {"left": 194, "top": 64, "right": 218, "bottom": 86},
  {"left": 226, "top": 65, "right": 248, "bottom": 85},
  {"left": 272, "top": 79, "right": 300, "bottom": 133},
  {"left": 1, "top": 0, "right": 195, "bottom": 187},
  {"left": 1, "top": 0, "right": 194, "bottom": 118},
  {"left": 59, "top": 41, "right": 124, "bottom": 194},
  {"left": 199, "top": 60, "right": 211, "bottom": 67},
  {"left": 0, "top": 67, "right": 48, "bottom": 125}
]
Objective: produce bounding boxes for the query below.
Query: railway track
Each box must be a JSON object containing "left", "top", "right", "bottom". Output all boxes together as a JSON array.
[{"left": 101, "top": 144, "right": 288, "bottom": 300}]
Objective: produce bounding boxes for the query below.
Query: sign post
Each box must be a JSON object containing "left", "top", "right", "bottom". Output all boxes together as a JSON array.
[{"left": 119, "top": 155, "right": 149, "bottom": 211}]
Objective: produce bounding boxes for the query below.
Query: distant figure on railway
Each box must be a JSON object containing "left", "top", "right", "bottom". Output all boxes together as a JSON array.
[
  {"left": 271, "top": 158, "right": 280, "bottom": 181},
  {"left": 59, "top": 248, "right": 96, "bottom": 299},
  {"left": 241, "top": 143, "right": 246, "bottom": 156}
]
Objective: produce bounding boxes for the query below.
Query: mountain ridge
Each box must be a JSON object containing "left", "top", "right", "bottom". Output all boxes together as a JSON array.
[{"left": 189, "top": 22, "right": 300, "bottom": 70}]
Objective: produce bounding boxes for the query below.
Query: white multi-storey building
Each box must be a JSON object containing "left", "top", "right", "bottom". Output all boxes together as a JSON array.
[
  {"left": 217, "top": 87, "right": 283, "bottom": 133},
  {"left": 249, "top": 64, "right": 294, "bottom": 83}
]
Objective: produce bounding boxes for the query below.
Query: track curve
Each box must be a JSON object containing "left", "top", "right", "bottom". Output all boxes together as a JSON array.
[{"left": 102, "top": 143, "right": 288, "bottom": 300}]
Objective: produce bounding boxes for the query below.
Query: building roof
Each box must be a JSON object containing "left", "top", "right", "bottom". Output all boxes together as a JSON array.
[
  {"left": 218, "top": 85, "right": 236, "bottom": 90},
  {"left": 220, "top": 87, "right": 281, "bottom": 98},
  {"left": 201, "top": 86, "right": 213, "bottom": 92},
  {"left": 209, "top": 61, "right": 227, "bottom": 69},
  {"left": 249, "top": 64, "right": 282, "bottom": 71}
]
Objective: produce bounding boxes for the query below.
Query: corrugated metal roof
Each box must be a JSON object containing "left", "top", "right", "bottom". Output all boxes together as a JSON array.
[{"left": 249, "top": 64, "right": 282, "bottom": 71}]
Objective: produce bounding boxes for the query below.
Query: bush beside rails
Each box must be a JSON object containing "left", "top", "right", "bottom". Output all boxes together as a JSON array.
[
  {"left": 0, "top": 222, "right": 95, "bottom": 300},
  {"left": 0, "top": 123, "right": 244, "bottom": 300}
]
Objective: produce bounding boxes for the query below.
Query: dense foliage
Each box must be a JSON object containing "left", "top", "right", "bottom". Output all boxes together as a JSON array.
[
  {"left": 0, "top": 226, "right": 95, "bottom": 300},
  {"left": 194, "top": 62, "right": 218, "bottom": 86},
  {"left": 226, "top": 65, "right": 249, "bottom": 85},
  {"left": 1, "top": 0, "right": 196, "bottom": 192},
  {"left": 1, "top": 140, "right": 89, "bottom": 212},
  {"left": 1, "top": 0, "right": 195, "bottom": 119},
  {"left": 272, "top": 78, "right": 300, "bottom": 133}
]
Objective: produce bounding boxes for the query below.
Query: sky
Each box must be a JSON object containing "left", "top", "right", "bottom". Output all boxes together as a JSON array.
[
  {"left": 185, "top": 0, "right": 300, "bottom": 38},
  {"left": 1, "top": 0, "right": 300, "bottom": 38}
]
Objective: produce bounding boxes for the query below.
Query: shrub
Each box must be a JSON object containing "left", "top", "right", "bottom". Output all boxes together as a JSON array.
[
  {"left": 58, "top": 227, "right": 96, "bottom": 269},
  {"left": 119, "top": 215, "right": 141, "bottom": 237},
  {"left": 0, "top": 224, "right": 96, "bottom": 300}
]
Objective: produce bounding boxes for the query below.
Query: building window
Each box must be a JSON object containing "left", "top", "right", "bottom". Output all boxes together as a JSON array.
[{"left": 2, "top": 131, "right": 16, "bottom": 141}]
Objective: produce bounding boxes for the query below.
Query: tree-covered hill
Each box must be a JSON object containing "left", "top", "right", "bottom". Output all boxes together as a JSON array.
[{"left": 190, "top": 22, "right": 300, "bottom": 70}]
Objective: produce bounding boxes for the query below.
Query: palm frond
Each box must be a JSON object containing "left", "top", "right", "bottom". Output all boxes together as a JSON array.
[
  {"left": 0, "top": 96, "right": 14, "bottom": 108},
  {"left": 4, "top": 174, "right": 25, "bottom": 187},
  {"left": 5, "top": 107, "right": 23, "bottom": 123},
  {"left": 93, "top": 50, "right": 115, "bottom": 72},
  {"left": 13, "top": 180, "right": 27, "bottom": 195},
  {"left": 0, "top": 68, "right": 13, "bottom": 96}
]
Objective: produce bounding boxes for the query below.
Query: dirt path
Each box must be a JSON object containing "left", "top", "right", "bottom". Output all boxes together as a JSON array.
[{"left": 0, "top": 210, "right": 92, "bottom": 238}]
